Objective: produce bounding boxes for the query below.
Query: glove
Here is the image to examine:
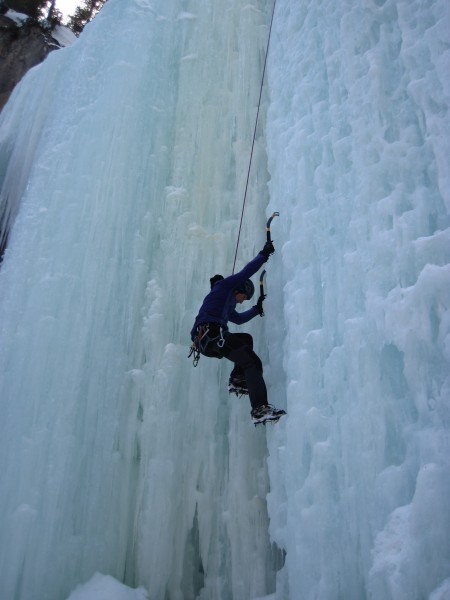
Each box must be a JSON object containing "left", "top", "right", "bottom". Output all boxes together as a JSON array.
[
  {"left": 254, "top": 295, "right": 265, "bottom": 316},
  {"left": 260, "top": 240, "right": 275, "bottom": 260}
]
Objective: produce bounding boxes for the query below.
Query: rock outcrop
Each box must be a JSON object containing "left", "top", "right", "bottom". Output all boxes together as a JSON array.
[{"left": 0, "top": 13, "right": 60, "bottom": 110}]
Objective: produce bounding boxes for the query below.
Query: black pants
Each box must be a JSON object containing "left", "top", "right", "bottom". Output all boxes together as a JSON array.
[
  {"left": 200, "top": 327, "right": 267, "bottom": 410},
  {"left": 227, "top": 333, "right": 253, "bottom": 383}
]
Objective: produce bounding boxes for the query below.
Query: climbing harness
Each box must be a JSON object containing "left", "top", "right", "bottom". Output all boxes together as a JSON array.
[
  {"left": 232, "top": 0, "right": 278, "bottom": 274},
  {"left": 188, "top": 323, "right": 226, "bottom": 367}
]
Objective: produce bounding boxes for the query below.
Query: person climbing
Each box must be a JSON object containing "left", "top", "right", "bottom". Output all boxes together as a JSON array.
[{"left": 190, "top": 240, "right": 286, "bottom": 425}]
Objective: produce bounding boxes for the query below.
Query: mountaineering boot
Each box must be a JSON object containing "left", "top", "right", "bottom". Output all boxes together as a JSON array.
[
  {"left": 228, "top": 376, "right": 249, "bottom": 396},
  {"left": 251, "top": 404, "right": 286, "bottom": 426}
]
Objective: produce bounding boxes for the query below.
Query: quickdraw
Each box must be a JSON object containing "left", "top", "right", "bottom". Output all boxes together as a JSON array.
[
  {"left": 188, "top": 340, "right": 201, "bottom": 367},
  {"left": 188, "top": 325, "right": 208, "bottom": 367}
]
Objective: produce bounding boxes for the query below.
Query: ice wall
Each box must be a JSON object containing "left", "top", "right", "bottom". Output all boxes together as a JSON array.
[
  {"left": 0, "top": 1, "right": 279, "bottom": 599},
  {"left": 1, "top": 0, "right": 449, "bottom": 598},
  {"left": 265, "top": 0, "right": 450, "bottom": 598}
]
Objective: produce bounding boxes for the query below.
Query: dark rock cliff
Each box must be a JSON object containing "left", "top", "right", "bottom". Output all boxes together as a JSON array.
[{"left": 0, "top": 13, "right": 60, "bottom": 110}]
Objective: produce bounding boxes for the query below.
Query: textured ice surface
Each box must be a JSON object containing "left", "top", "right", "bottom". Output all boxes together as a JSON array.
[
  {"left": 0, "top": 1, "right": 276, "bottom": 599},
  {"left": 0, "top": 0, "right": 449, "bottom": 599},
  {"left": 265, "top": 0, "right": 450, "bottom": 598},
  {"left": 65, "top": 573, "right": 148, "bottom": 600}
]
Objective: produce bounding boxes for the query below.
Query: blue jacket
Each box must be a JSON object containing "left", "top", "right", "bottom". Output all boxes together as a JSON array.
[{"left": 191, "top": 252, "right": 267, "bottom": 340}]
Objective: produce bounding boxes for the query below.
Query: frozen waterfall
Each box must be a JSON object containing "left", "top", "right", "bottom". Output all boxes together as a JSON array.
[{"left": 0, "top": 0, "right": 449, "bottom": 599}]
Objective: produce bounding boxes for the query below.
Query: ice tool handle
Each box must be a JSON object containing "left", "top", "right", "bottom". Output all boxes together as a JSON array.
[
  {"left": 266, "top": 211, "right": 279, "bottom": 243},
  {"left": 259, "top": 269, "right": 267, "bottom": 306}
]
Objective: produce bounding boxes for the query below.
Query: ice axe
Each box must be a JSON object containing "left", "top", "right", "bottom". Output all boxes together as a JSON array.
[
  {"left": 257, "top": 211, "right": 279, "bottom": 316},
  {"left": 266, "top": 211, "right": 279, "bottom": 243}
]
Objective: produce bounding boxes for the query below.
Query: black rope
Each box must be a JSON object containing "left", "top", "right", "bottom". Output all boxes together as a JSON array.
[{"left": 232, "top": 0, "right": 278, "bottom": 274}]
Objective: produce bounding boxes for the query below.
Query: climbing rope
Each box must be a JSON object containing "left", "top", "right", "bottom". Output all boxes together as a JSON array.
[{"left": 232, "top": 0, "right": 278, "bottom": 274}]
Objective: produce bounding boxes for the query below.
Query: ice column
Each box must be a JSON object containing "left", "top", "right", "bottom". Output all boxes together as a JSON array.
[{"left": 265, "top": 0, "right": 450, "bottom": 598}]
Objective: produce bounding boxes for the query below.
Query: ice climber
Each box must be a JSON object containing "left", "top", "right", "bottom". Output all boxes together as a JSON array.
[{"left": 190, "top": 240, "right": 286, "bottom": 425}]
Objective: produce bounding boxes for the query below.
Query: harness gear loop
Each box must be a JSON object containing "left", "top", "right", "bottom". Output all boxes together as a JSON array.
[{"left": 232, "top": 0, "right": 278, "bottom": 274}]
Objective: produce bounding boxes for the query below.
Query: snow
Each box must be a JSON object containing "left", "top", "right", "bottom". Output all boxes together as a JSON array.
[
  {"left": 0, "top": 0, "right": 449, "bottom": 599},
  {"left": 5, "top": 9, "right": 29, "bottom": 24},
  {"left": 51, "top": 25, "right": 77, "bottom": 47},
  {"left": 4, "top": 9, "right": 76, "bottom": 47},
  {"left": 65, "top": 573, "right": 148, "bottom": 600}
]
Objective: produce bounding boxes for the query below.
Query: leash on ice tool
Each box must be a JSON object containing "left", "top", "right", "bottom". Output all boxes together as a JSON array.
[{"left": 232, "top": 0, "right": 278, "bottom": 274}]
